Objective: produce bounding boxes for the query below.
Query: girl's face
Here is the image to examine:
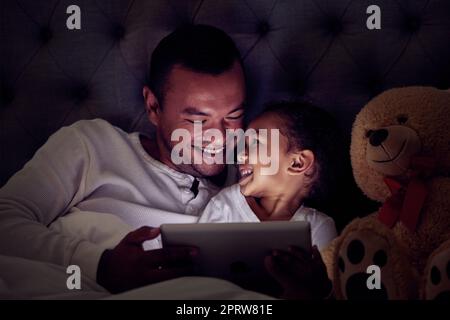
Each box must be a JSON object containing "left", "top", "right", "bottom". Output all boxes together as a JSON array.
[{"left": 238, "top": 112, "right": 295, "bottom": 198}]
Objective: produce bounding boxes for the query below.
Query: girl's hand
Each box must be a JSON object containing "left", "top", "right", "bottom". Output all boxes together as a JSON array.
[{"left": 265, "top": 245, "right": 332, "bottom": 300}]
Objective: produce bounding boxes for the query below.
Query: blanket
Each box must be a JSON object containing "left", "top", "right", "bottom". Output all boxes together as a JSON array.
[{"left": 0, "top": 212, "right": 273, "bottom": 300}]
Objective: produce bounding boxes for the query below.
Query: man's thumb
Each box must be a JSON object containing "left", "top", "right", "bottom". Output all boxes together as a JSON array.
[{"left": 123, "top": 226, "right": 160, "bottom": 245}]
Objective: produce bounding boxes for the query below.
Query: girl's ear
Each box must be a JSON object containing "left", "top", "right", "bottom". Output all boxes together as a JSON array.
[
  {"left": 143, "top": 86, "right": 161, "bottom": 127},
  {"left": 287, "top": 150, "right": 315, "bottom": 175}
]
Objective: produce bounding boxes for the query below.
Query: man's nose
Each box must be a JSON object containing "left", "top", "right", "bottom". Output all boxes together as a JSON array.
[
  {"left": 203, "top": 121, "right": 226, "bottom": 145},
  {"left": 203, "top": 132, "right": 225, "bottom": 148}
]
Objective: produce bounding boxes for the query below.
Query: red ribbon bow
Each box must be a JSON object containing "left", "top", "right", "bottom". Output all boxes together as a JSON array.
[{"left": 378, "top": 156, "right": 436, "bottom": 232}]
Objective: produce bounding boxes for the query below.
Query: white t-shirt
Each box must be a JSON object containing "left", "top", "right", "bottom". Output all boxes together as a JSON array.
[
  {"left": 0, "top": 119, "right": 235, "bottom": 281},
  {"left": 199, "top": 184, "right": 337, "bottom": 250}
]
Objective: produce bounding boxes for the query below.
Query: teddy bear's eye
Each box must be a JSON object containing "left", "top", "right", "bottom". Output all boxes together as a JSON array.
[
  {"left": 365, "top": 130, "right": 373, "bottom": 138},
  {"left": 397, "top": 115, "right": 408, "bottom": 124}
]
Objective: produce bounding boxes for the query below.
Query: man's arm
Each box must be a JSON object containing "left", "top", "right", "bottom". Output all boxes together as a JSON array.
[
  {"left": 0, "top": 125, "right": 104, "bottom": 280},
  {"left": 0, "top": 122, "right": 199, "bottom": 292}
]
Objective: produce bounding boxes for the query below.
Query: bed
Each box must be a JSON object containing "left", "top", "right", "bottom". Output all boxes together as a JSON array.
[{"left": 0, "top": 0, "right": 449, "bottom": 299}]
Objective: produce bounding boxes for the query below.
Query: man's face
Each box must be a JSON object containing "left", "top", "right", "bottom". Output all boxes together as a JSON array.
[{"left": 149, "top": 61, "right": 246, "bottom": 178}]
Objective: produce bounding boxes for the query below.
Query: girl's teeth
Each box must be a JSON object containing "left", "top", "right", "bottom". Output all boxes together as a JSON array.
[{"left": 240, "top": 169, "right": 253, "bottom": 177}]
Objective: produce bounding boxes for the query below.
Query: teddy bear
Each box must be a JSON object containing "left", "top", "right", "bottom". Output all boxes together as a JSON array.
[{"left": 321, "top": 86, "right": 450, "bottom": 300}]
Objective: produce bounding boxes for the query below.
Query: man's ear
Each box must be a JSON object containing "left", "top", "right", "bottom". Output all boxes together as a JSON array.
[
  {"left": 287, "top": 150, "right": 315, "bottom": 175},
  {"left": 143, "top": 86, "right": 161, "bottom": 127}
]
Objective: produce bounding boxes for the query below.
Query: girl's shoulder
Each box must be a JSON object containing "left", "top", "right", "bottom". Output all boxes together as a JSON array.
[
  {"left": 294, "top": 206, "right": 338, "bottom": 249},
  {"left": 293, "top": 206, "right": 335, "bottom": 226}
]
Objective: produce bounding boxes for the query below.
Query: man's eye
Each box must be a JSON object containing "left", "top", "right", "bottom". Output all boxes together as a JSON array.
[{"left": 226, "top": 114, "right": 243, "bottom": 121}]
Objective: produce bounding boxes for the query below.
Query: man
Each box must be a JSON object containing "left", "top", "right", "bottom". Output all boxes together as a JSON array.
[{"left": 0, "top": 25, "right": 246, "bottom": 293}]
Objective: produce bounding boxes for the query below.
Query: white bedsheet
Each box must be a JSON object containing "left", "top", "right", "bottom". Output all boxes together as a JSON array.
[
  {"left": 0, "top": 212, "right": 274, "bottom": 300},
  {"left": 0, "top": 254, "right": 273, "bottom": 300}
]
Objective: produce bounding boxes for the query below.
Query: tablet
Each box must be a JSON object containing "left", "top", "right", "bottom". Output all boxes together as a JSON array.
[{"left": 160, "top": 221, "right": 311, "bottom": 293}]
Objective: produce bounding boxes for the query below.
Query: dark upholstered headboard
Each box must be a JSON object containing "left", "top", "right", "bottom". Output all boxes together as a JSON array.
[{"left": 1, "top": 0, "right": 449, "bottom": 226}]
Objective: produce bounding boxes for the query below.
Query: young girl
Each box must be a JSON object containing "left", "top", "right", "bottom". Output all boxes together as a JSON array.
[{"left": 198, "top": 101, "right": 342, "bottom": 299}]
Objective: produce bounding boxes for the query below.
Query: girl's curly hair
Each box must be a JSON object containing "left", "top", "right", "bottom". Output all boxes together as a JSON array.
[{"left": 263, "top": 101, "right": 344, "bottom": 207}]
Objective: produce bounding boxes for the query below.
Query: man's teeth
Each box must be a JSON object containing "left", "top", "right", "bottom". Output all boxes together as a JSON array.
[{"left": 198, "top": 146, "right": 224, "bottom": 155}]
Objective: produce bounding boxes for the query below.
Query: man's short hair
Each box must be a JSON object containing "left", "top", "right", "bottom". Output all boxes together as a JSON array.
[{"left": 148, "top": 24, "right": 242, "bottom": 106}]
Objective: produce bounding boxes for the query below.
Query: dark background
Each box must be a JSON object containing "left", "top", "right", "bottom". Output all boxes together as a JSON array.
[{"left": 1, "top": 0, "right": 449, "bottom": 229}]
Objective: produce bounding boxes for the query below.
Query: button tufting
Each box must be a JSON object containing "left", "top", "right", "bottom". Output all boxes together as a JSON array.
[
  {"left": 325, "top": 17, "right": 342, "bottom": 35},
  {"left": 296, "top": 81, "right": 307, "bottom": 96},
  {"left": 406, "top": 17, "right": 421, "bottom": 32},
  {"left": 365, "top": 74, "right": 383, "bottom": 92},
  {"left": 70, "top": 85, "right": 90, "bottom": 104},
  {"left": 257, "top": 21, "right": 270, "bottom": 36},
  {"left": 0, "top": 85, "right": 14, "bottom": 107},
  {"left": 39, "top": 26, "right": 53, "bottom": 44},
  {"left": 112, "top": 24, "right": 126, "bottom": 40},
  {"left": 287, "top": 76, "right": 308, "bottom": 96}
]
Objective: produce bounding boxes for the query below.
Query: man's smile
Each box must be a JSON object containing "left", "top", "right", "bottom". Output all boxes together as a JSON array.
[{"left": 192, "top": 145, "right": 225, "bottom": 155}]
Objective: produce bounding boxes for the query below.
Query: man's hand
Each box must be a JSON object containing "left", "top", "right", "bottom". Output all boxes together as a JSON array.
[
  {"left": 96, "top": 226, "right": 198, "bottom": 293},
  {"left": 265, "top": 245, "right": 332, "bottom": 300}
]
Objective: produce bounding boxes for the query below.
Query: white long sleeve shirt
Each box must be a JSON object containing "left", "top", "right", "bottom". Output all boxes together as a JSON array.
[
  {"left": 0, "top": 119, "right": 231, "bottom": 281},
  {"left": 198, "top": 184, "right": 337, "bottom": 250}
]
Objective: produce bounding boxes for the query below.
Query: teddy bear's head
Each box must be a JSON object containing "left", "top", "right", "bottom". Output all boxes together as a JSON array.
[{"left": 351, "top": 86, "right": 450, "bottom": 202}]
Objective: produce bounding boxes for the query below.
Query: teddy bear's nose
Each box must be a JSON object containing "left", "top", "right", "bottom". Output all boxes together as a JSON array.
[{"left": 369, "top": 129, "right": 388, "bottom": 147}]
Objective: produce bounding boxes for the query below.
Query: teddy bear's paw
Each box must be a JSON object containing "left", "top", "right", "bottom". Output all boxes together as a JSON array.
[
  {"left": 336, "top": 229, "right": 406, "bottom": 300},
  {"left": 423, "top": 241, "right": 450, "bottom": 300}
]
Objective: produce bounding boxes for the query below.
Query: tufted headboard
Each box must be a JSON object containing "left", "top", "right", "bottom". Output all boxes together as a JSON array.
[{"left": 1, "top": 0, "right": 449, "bottom": 226}]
